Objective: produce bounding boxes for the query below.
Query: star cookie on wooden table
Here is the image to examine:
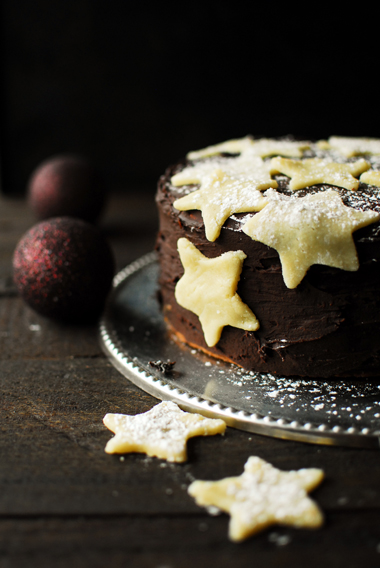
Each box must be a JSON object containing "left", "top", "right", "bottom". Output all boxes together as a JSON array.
[
  {"left": 188, "top": 456, "right": 324, "bottom": 542},
  {"left": 242, "top": 189, "right": 380, "bottom": 289},
  {"left": 270, "top": 156, "right": 370, "bottom": 191},
  {"left": 175, "top": 238, "right": 259, "bottom": 346},
  {"left": 103, "top": 401, "right": 226, "bottom": 462}
]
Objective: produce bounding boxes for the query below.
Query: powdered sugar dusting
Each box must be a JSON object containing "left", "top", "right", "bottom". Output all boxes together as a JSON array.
[{"left": 216, "top": 362, "right": 380, "bottom": 431}]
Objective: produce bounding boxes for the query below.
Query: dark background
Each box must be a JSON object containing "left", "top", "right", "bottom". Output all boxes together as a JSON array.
[{"left": 1, "top": 1, "right": 379, "bottom": 195}]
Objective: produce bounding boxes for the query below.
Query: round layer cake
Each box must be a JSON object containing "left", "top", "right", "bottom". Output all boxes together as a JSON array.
[{"left": 155, "top": 136, "right": 380, "bottom": 378}]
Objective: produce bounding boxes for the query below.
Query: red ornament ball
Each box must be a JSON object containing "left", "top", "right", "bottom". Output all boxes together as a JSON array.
[
  {"left": 27, "top": 155, "right": 107, "bottom": 223},
  {"left": 13, "top": 217, "right": 115, "bottom": 322}
]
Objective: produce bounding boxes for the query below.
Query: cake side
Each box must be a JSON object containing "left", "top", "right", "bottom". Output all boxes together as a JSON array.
[{"left": 155, "top": 138, "right": 380, "bottom": 378}]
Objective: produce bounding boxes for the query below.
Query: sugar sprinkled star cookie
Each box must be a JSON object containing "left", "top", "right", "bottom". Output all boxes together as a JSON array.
[
  {"left": 103, "top": 401, "right": 226, "bottom": 462},
  {"left": 360, "top": 169, "right": 380, "bottom": 187},
  {"left": 172, "top": 156, "right": 273, "bottom": 241},
  {"left": 187, "top": 136, "right": 255, "bottom": 160},
  {"left": 188, "top": 456, "right": 324, "bottom": 542},
  {"left": 318, "top": 136, "right": 380, "bottom": 158},
  {"left": 172, "top": 140, "right": 312, "bottom": 241},
  {"left": 242, "top": 189, "right": 380, "bottom": 288},
  {"left": 271, "top": 156, "right": 370, "bottom": 191},
  {"left": 187, "top": 136, "right": 310, "bottom": 160},
  {"left": 175, "top": 238, "right": 259, "bottom": 346}
]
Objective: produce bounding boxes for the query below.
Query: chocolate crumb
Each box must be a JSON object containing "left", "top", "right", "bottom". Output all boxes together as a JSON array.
[{"left": 149, "top": 360, "right": 176, "bottom": 374}]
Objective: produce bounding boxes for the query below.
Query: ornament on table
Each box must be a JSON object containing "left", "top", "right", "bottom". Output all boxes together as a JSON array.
[
  {"left": 27, "top": 154, "right": 107, "bottom": 223},
  {"left": 13, "top": 217, "right": 115, "bottom": 322}
]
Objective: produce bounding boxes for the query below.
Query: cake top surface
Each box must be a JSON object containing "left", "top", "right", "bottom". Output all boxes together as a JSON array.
[{"left": 169, "top": 136, "right": 380, "bottom": 290}]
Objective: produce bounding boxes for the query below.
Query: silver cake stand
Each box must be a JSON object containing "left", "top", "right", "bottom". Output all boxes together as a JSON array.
[{"left": 100, "top": 252, "right": 380, "bottom": 449}]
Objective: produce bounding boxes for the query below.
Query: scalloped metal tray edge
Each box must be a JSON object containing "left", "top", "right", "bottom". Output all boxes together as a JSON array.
[{"left": 100, "top": 252, "right": 380, "bottom": 449}]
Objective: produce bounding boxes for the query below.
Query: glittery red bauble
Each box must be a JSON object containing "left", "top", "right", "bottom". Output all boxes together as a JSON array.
[
  {"left": 13, "top": 217, "right": 115, "bottom": 322},
  {"left": 27, "top": 155, "right": 107, "bottom": 223}
]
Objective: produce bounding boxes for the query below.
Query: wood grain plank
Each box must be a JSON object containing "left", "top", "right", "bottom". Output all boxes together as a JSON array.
[
  {"left": 0, "top": 297, "right": 102, "bottom": 359},
  {"left": 0, "top": 511, "right": 380, "bottom": 568},
  {"left": 1, "top": 359, "right": 380, "bottom": 515}
]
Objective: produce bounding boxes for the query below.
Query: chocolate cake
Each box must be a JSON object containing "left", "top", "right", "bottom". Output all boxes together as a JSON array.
[{"left": 155, "top": 136, "right": 380, "bottom": 378}]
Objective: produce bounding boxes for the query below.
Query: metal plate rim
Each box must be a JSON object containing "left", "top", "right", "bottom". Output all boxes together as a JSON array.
[{"left": 100, "top": 252, "right": 380, "bottom": 449}]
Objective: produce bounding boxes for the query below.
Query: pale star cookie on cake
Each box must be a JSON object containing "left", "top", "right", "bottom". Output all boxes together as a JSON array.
[
  {"left": 242, "top": 189, "right": 380, "bottom": 289},
  {"left": 172, "top": 155, "right": 273, "bottom": 241},
  {"left": 318, "top": 136, "right": 380, "bottom": 157},
  {"left": 270, "top": 156, "right": 370, "bottom": 191},
  {"left": 175, "top": 238, "right": 259, "bottom": 346},
  {"left": 187, "top": 136, "right": 310, "bottom": 160}
]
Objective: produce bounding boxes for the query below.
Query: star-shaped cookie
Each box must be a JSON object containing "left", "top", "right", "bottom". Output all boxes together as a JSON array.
[
  {"left": 173, "top": 160, "right": 270, "bottom": 241},
  {"left": 175, "top": 238, "right": 259, "bottom": 346},
  {"left": 187, "top": 136, "right": 255, "bottom": 160},
  {"left": 188, "top": 456, "right": 324, "bottom": 542},
  {"left": 242, "top": 189, "right": 380, "bottom": 288},
  {"left": 187, "top": 136, "right": 310, "bottom": 160},
  {"left": 318, "top": 136, "right": 380, "bottom": 157},
  {"left": 360, "top": 169, "right": 380, "bottom": 187},
  {"left": 103, "top": 401, "right": 226, "bottom": 462},
  {"left": 270, "top": 156, "right": 370, "bottom": 191}
]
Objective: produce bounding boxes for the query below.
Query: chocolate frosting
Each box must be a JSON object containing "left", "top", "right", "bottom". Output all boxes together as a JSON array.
[{"left": 155, "top": 158, "right": 380, "bottom": 378}]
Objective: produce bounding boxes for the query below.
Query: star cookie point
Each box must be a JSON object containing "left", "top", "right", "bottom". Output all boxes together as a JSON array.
[
  {"left": 172, "top": 156, "right": 274, "bottom": 242},
  {"left": 271, "top": 156, "right": 370, "bottom": 191},
  {"left": 188, "top": 456, "right": 324, "bottom": 542},
  {"left": 187, "top": 136, "right": 255, "bottom": 160},
  {"left": 319, "top": 136, "right": 380, "bottom": 158},
  {"left": 186, "top": 136, "right": 310, "bottom": 160},
  {"left": 360, "top": 169, "right": 380, "bottom": 187},
  {"left": 103, "top": 401, "right": 226, "bottom": 462},
  {"left": 175, "top": 238, "right": 259, "bottom": 346}
]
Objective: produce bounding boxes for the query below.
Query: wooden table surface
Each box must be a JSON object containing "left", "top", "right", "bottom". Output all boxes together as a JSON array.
[{"left": 1, "top": 193, "right": 380, "bottom": 568}]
